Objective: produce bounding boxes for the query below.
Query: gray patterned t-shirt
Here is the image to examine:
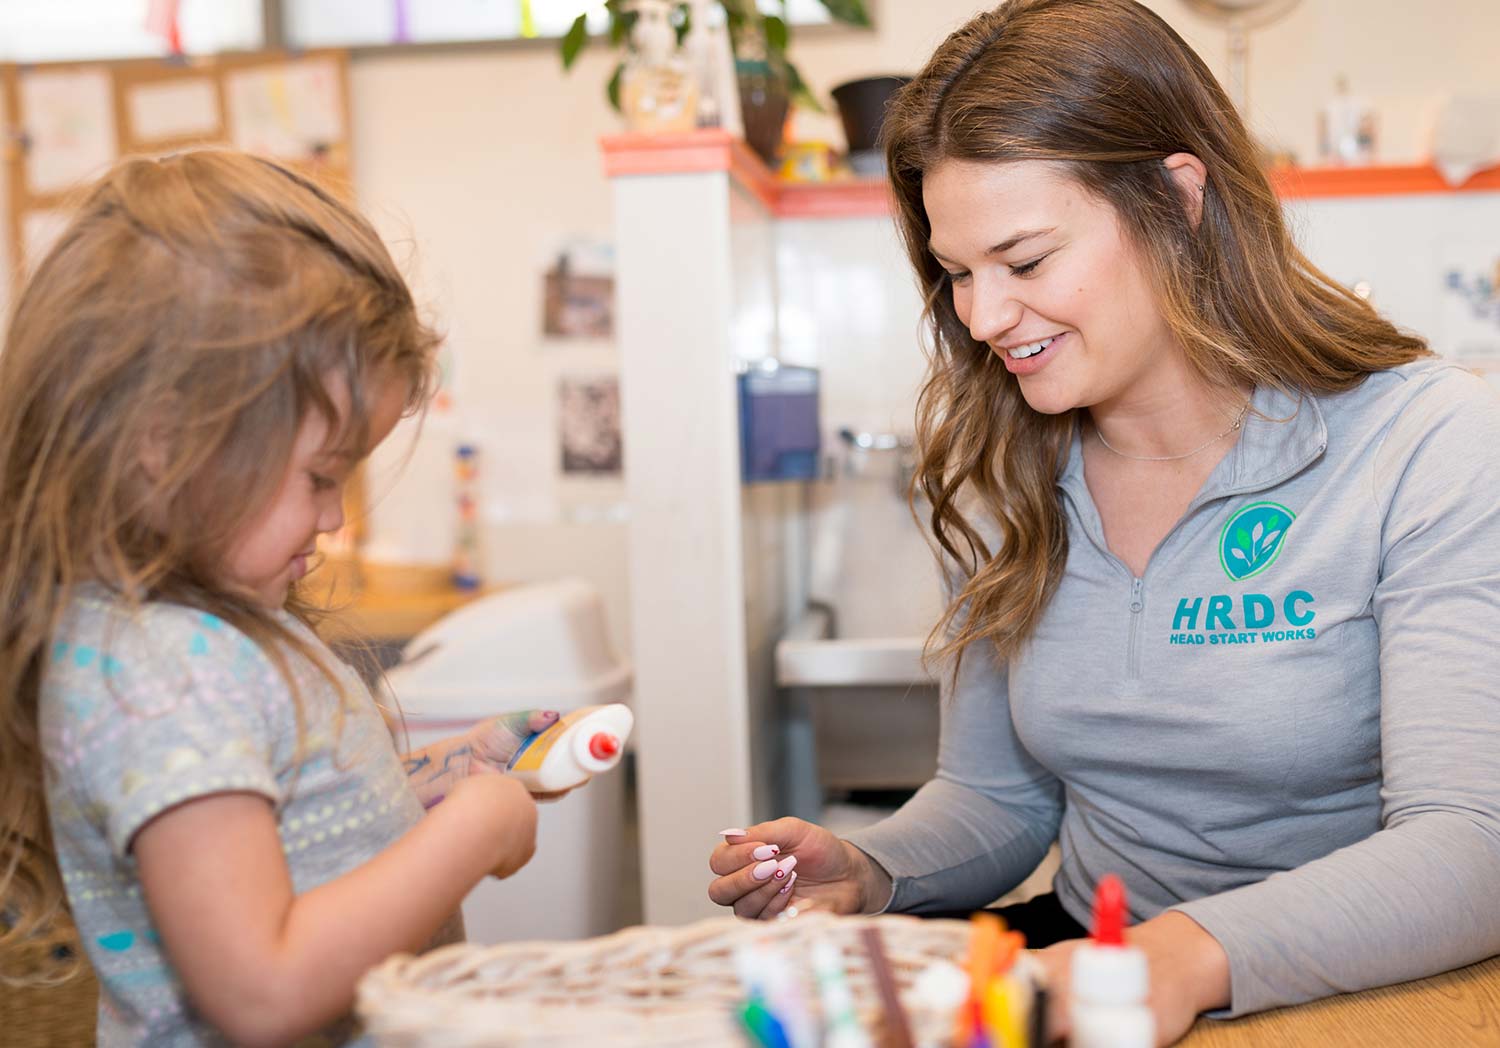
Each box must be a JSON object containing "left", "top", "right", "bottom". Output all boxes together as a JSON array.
[{"left": 41, "top": 589, "right": 447, "bottom": 1046}]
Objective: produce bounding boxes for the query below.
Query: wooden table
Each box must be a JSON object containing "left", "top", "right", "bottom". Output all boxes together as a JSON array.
[
  {"left": 1178, "top": 955, "right": 1500, "bottom": 1046},
  {"left": 301, "top": 558, "right": 495, "bottom": 645}
]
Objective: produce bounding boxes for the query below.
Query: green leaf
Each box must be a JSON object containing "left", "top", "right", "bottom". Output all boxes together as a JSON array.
[
  {"left": 561, "top": 14, "right": 589, "bottom": 70},
  {"left": 1235, "top": 527, "right": 1252, "bottom": 551},
  {"left": 609, "top": 9, "right": 638, "bottom": 47},
  {"left": 607, "top": 61, "right": 625, "bottom": 113},
  {"left": 763, "top": 14, "right": 790, "bottom": 54},
  {"left": 785, "top": 61, "right": 824, "bottom": 112},
  {"left": 819, "top": 0, "right": 871, "bottom": 27}
]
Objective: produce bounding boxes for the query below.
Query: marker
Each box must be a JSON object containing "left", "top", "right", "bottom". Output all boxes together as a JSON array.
[
  {"left": 956, "top": 914, "right": 1004, "bottom": 1045},
  {"left": 981, "top": 975, "right": 1025, "bottom": 1048},
  {"left": 739, "top": 995, "right": 793, "bottom": 1048},
  {"left": 734, "top": 941, "right": 816, "bottom": 1048},
  {"left": 812, "top": 939, "right": 874, "bottom": 1048},
  {"left": 858, "top": 927, "right": 914, "bottom": 1048}
]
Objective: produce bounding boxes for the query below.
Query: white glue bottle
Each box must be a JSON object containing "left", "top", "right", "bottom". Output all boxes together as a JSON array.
[
  {"left": 504, "top": 704, "right": 633, "bottom": 793},
  {"left": 1070, "top": 874, "right": 1155, "bottom": 1048}
]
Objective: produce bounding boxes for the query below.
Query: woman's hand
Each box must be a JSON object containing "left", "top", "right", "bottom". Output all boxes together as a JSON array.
[
  {"left": 1032, "top": 910, "right": 1230, "bottom": 1046},
  {"left": 707, "top": 817, "right": 892, "bottom": 920}
]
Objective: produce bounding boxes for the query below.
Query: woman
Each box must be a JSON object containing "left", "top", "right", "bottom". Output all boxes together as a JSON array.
[{"left": 707, "top": 0, "right": 1500, "bottom": 1041}]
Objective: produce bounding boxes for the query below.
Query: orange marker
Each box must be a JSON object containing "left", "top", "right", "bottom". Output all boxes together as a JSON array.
[{"left": 956, "top": 914, "right": 1005, "bottom": 1045}]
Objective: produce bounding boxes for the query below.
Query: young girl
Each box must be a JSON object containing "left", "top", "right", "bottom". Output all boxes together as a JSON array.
[{"left": 0, "top": 151, "right": 552, "bottom": 1046}]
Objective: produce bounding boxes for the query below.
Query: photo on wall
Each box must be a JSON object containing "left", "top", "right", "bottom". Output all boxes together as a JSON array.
[
  {"left": 542, "top": 262, "right": 615, "bottom": 338},
  {"left": 559, "top": 375, "right": 623, "bottom": 475}
]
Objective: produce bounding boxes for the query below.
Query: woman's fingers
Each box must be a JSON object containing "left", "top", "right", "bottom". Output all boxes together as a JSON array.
[
  {"left": 708, "top": 854, "right": 799, "bottom": 912},
  {"left": 756, "top": 871, "right": 799, "bottom": 920},
  {"left": 709, "top": 839, "right": 784, "bottom": 875}
]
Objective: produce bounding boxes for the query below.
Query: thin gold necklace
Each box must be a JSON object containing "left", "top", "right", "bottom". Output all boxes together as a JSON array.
[{"left": 1094, "top": 401, "right": 1251, "bottom": 462}]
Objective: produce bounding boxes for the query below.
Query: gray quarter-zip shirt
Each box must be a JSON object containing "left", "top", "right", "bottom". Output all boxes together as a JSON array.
[{"left": 846, "top": 359, "right": 1500, "bottom": 1016}]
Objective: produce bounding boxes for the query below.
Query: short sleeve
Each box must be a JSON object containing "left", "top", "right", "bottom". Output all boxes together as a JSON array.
[{"left": 45, "top": 605, "right": 289, "bottom": 859}]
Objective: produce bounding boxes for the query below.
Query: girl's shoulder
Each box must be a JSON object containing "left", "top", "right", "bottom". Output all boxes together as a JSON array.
[{"left": 55, "top": 589, "right": 288, "bottom": 699}]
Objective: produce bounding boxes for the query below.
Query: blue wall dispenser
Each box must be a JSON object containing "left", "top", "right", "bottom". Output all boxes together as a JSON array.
[{"left": 738, "top": 362, "right": 821, "bottom": 483}]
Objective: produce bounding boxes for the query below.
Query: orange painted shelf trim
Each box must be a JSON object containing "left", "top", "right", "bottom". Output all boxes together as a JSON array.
[
  {"left": 600, "top": 129, "right": 890, "bottom": 218},
  {"left": 1270, "top": 163, "right": 1500, "bottom": 199},
  {"left": 601, "top": 131, "right": 1500, "bottom": 215}
]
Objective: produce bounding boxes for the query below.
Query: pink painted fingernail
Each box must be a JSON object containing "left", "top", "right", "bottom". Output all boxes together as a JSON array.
[
  {"left": 772, "top": 855, "right": 798, "bottom": 880},
  {"left": 720, "top": 828, "right": 748, "bottom": 839},
  {"left": 752, "top": 858, "right": 778, "bottom": 881},
  {"left": 779, "top": 871, "right": 798, "bottom": 896},
  {"left": 752, "top": 844, "right": 780, "bottom": 861}
]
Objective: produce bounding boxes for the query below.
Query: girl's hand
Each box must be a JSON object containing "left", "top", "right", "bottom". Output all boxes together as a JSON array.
[
  {"left": 1032, "top": 910, "right": 1231, "bottom": 1046},
  {"left": 466, "top": 709, "right": 560, "bottom": 772},
  {"left": 707, "top": 818, "right": 892, "bottom": 920},
  {"left": 450, "top": 770, "right": 539, "bottom": 879}
]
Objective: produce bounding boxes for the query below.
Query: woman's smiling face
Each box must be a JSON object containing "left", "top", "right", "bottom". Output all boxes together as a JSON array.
[{"left": 923, "top": 158, "right": 1181, "bottom": 418}]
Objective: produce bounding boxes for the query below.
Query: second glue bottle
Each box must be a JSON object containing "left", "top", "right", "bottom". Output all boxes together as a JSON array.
[{"left": 1070, "top": 874, "right": 1155, "bottom": 1048}]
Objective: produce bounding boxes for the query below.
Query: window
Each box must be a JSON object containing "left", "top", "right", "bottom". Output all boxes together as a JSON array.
[
  {"left": 0, "top": 1, "right": 263, "bottom": 63},
  {"left": 282, "top": 1, "right": 829, "bottom": 50},
  {"left": 0, "top": 0, "right": 836, "bottom": 64}
]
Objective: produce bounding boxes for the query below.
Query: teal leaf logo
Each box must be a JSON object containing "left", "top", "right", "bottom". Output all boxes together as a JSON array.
[{"left": 1219, "top": 501, "right": 1295, "bottom": 581}]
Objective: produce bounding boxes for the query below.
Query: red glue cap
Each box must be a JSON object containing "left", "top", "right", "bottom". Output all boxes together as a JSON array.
[
  {"left": 588, "top": 733, "right": 620, "bottom": 761},
  {"left": 1092, "top": 873, "right": 1127, "bottom": 947}
]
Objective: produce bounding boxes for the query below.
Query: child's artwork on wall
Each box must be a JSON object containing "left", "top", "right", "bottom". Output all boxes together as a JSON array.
[
  {"left": 559, "top": 375, "right": 623, "bottom": 475},
  {"left": 18, "top": 67, "right": 117, "bottom": 195},
  {"left": 125, "top": 75, "right": 221, "bottom": 142},
  {"left": 225, "top": 55, "right": 344, "bottom": 162}
]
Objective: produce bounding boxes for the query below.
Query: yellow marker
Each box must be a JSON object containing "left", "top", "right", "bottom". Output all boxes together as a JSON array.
[{"left": 982, "top": 975, "right": 1028, "bottom": 1048}]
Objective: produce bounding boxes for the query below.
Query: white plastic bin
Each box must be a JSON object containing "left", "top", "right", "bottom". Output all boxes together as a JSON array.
[{"left": 384, "top": 578, "right": 633, "bottom": 943}]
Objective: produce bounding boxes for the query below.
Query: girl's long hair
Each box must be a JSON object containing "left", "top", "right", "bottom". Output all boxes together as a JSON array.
[
  {"left": 0, "top": 151, "right": 438, "bottom": 982},
  {"left": 884, "top": 0, "right": 1428, "bottom": 669}
]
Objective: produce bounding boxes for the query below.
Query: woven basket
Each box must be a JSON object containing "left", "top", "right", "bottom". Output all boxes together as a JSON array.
[{"left": 358, "top": 912, "right": 972, "bottom": 1047}]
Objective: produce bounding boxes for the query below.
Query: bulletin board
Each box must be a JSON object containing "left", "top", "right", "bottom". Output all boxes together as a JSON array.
[{"left": 2, "top": 49, "right": 352, "bottom": 283}]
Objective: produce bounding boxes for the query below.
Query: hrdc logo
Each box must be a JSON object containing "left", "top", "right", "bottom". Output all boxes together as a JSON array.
[
  {"left": 1219, "top": 501, "right": 1294, "bottom": 581},
  {"left": 1168, "top": 500, "right": 1316, "bottom": 648}
]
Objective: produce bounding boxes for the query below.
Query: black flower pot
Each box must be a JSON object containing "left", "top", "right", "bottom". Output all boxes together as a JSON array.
[{"left": 831, "top": 75, "right": 911, "bottom": 172}]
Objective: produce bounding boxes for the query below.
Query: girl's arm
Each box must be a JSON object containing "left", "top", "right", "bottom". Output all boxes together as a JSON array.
[
  {"left": 133, "top": 772, "right": 536, "bottom": 1048},
  {"left": 400, "top": 709, "right": 557, "bottom": 808}
]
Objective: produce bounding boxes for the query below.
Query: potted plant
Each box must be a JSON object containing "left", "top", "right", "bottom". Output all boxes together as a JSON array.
[{"left": 560, "top": 0, "right": 871, "bottom": 164}]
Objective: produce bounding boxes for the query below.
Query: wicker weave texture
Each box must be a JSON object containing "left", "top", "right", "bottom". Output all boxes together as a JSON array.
[{"left": 358, "top": 913, "right": 972, "bottom": 1048}]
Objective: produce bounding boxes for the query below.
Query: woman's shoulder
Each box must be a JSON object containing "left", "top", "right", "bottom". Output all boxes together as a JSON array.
[{"left": 1318, "top": 358, "right": 1500, "bottom": 444}]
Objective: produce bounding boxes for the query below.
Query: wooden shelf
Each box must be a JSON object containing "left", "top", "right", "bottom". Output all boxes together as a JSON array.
[{"left": 601, "top": 131, "right": 1500, "bottom": 215}]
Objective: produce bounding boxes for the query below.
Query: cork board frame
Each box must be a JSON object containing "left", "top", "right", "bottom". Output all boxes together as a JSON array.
[{"left": 3, "top": 49, "right": 352, "bottom": 284}]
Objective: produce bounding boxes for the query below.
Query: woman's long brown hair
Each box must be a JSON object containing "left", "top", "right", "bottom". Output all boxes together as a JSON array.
[
  {"left": 885, "top": 0, "right": 1428, "bottom": 670},
  {"left": 0, "top": 151, "right": 438, "bottom": 983}
]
